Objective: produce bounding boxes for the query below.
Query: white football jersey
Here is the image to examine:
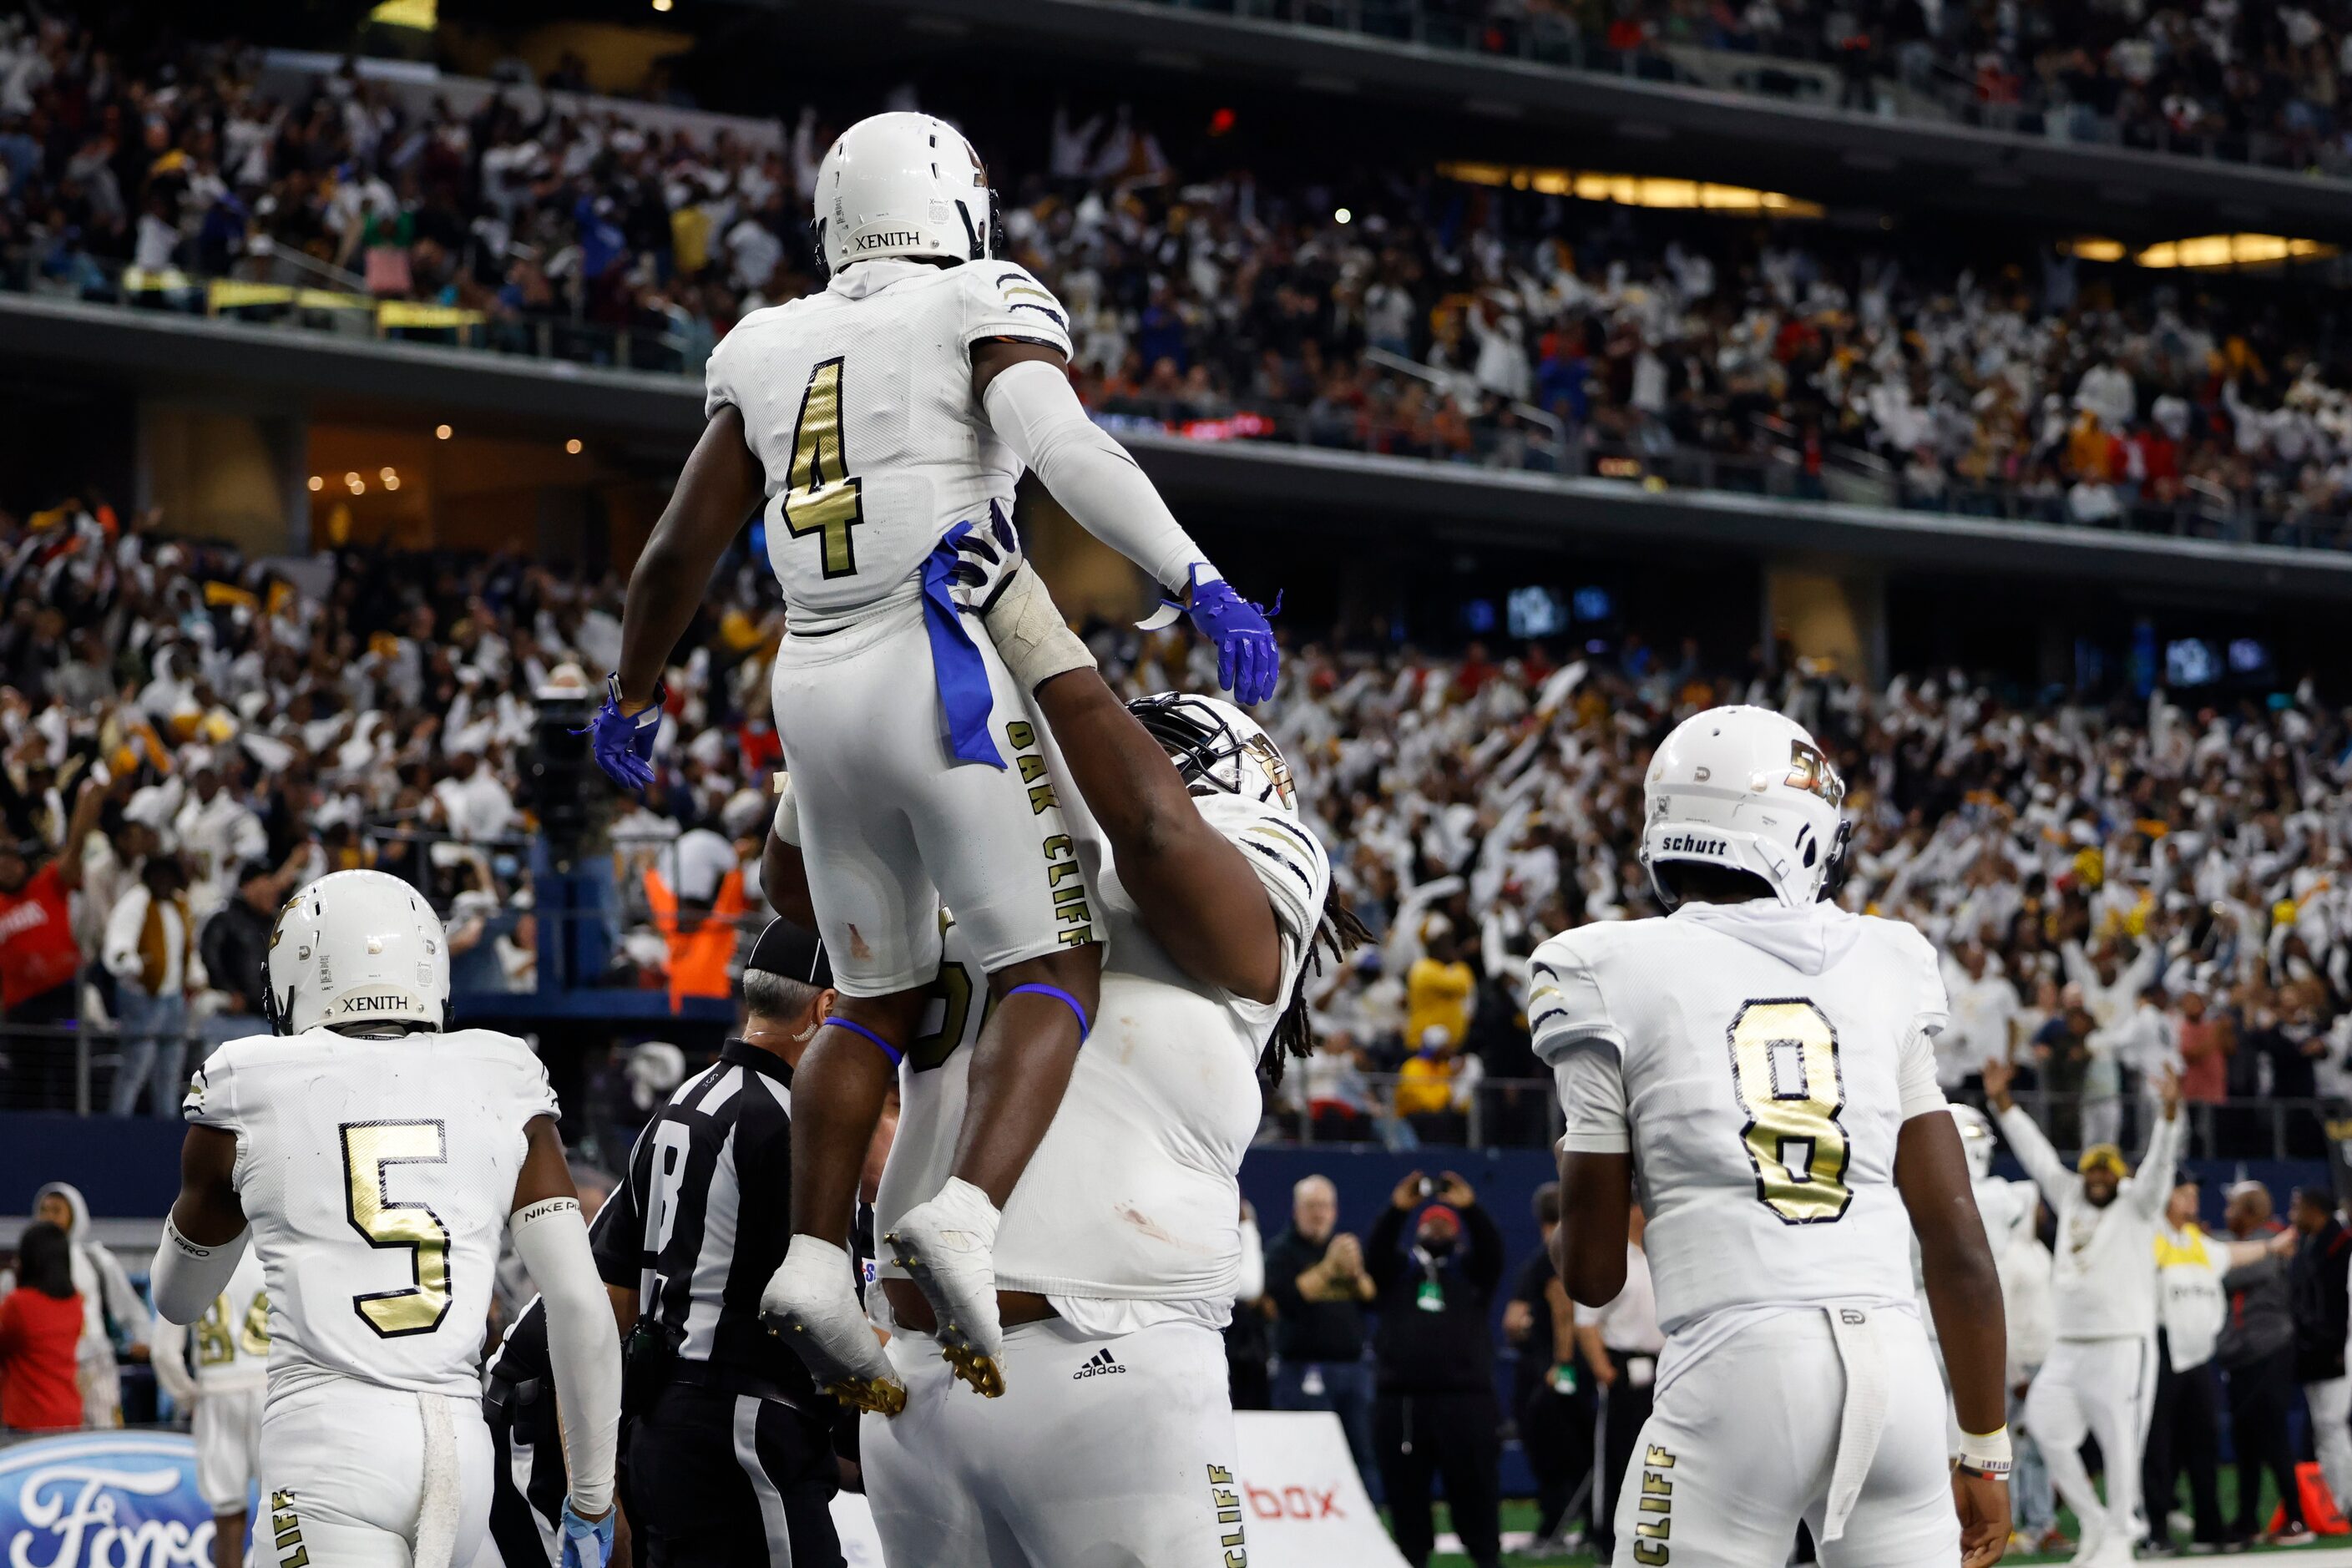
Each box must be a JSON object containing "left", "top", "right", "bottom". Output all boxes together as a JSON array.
[
  {"left": 183, "top": 1028, "right": 559, "bottom": 1401},
  {"left": 190, "top": 1247, "right": 271, "bottom": 1393},
  {"left": 876, "top": 792, "right": 1330, "bottom": 1318},
  {"left": 1532, "top": 903, "right": 1948, "bottom": 1339},
  {"left": 706, "top": 256, "right": 1074, "bottom": 627}
]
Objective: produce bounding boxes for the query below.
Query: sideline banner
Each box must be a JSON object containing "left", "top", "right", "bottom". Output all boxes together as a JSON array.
[
  {"left": 0, "top": 1431, "right": 217, "bottom": 1567},
  {"left": 832, "top": 1409, "right": 1404, "bottom": 1567},
  {"left": 1232, "top": 1410, "right": 1409, "bottom": 1567},
  {"left": 0, "top": 1417, "right": 1404, "bottom": 1568}
]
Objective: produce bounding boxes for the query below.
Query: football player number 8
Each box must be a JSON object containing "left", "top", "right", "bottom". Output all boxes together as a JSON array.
[
  {"left": 341, "top": 1121, "right": 454, "bottom": 1337},
  {"left": 1727, "top": 1000, "right": 1852, "bottom": 1224},
  {"left": 784, "top": 357, "right": 863, "bottom": 579}
]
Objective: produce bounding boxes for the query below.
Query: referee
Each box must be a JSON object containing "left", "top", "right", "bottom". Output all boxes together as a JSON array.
[{"left": 591, "top": 918, "right": 845, "bottom": 1567}]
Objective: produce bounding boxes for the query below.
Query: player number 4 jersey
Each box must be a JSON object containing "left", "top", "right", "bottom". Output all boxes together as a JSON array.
[
  {"left": 183, "top": 1027, "right": 559, "bottom": 1400},
  {"left": 1530, "top": 903, "right": 1949, "bottom": 1338},
  {"left": 706, "top": 257, "right": 1073, "bottom": 627}
]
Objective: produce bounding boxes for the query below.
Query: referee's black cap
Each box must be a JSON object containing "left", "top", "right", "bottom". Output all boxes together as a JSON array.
[{"left": 747, "top": 918, "right": 832, "bottom": 989}]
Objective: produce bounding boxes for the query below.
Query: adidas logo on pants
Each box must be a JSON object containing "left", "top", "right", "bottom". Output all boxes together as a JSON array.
[{"left": 1073, "top": 1349, "right": 1127, "bottom": 1379}]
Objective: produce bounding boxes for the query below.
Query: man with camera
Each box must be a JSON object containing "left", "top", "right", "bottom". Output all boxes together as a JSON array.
[{"left": 1367, "top": 1170, "right": 1506, "bottom": 1568}]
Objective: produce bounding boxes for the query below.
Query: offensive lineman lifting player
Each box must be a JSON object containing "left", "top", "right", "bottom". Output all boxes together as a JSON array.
[{"left": 590, "top": 111, "right": 1276, "bottom": 1409}]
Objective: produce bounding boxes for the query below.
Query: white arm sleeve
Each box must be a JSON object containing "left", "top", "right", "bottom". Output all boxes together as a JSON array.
[
  {"left": 149, "top": 1214, "right": 250, "bottom": 1326},
  {"left": 1994, "top": 1103, "right": 2081, "bottom": 1211},
  {"left": 1554, "top": 1044, "right": 1631, "bottom": 1154},
  {"left": 981, "top": 359, "right": 1207, "bottom": 593},
  {"left": 512, "top": 1196, "right": 621, "bottom": 1515},
  {"left": 2129, "top": 1110, "right": 2184, "bottom": 1216}
]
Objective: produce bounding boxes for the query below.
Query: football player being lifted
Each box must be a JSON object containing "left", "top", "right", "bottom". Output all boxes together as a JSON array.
[{"left": 591, "top": 111, "right": 1276, "bottom": 1408}]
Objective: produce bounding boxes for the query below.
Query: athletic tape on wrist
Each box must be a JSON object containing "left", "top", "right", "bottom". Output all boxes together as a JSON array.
[
  {"left": 1955, "top": 1425, "right": 2012, "bottom": 1478},
  {"left": 1004, "top": 982, "right": 1091, "bottom": 1039},
  {"left": 825, "top": 1016, "right": 903, "bottom": 1066}
]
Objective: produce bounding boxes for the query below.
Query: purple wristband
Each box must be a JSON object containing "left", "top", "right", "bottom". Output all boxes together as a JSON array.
[{"left": 1004, "top": 982, "right": 1091, "bottom": 1039}]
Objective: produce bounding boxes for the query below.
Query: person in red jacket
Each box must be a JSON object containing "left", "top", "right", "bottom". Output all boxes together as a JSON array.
[{"left": 0, "top": 1221, "right": 86, "bottom": 1432}]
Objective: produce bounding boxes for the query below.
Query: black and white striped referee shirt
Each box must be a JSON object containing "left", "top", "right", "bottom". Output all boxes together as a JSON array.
[{"left": 593, "top": 1038, "right": 813, "bottom": 1400}]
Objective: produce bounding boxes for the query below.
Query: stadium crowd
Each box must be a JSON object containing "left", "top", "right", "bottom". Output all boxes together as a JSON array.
[
  {"left": 8, "top": 11, "right": 2352, "bottom": 543},
  {"left": 1264, "top": 0, "right": 2352, "bottom": 175},
  {"left": 1, "top": 496, "right": 2349, "bottom": 1164}
]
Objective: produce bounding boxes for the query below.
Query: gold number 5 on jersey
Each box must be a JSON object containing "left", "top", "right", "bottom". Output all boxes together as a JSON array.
[
  {"left": 341, "top": 1120, "right": 456, "bottom": 1337},
  {"left": 1725, "top": 1000, "right": 1853, "bottom": 1224},
  {"left": 784, "top": 357, "right": 864, "bottom": 579}
]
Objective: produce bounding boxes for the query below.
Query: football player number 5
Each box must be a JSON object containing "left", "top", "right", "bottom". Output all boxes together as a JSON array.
[
  {"left": 1727, "top": 1001, "right": 1852, "bottom": 1223},
  {"left": 341, "top": 1121, "right": 454, "bottom": 1337},
  {"left": 784, "top": 357, "right": 863, "bottom": 579}
]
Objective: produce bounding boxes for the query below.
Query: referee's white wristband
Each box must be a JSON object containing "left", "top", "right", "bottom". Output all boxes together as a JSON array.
[{"left": 1955, "top": 1425, "right": 2012, "bottom": 1478}]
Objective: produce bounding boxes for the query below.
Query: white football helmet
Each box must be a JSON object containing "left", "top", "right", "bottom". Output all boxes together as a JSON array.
[
  {"left": 1948, "top": 1103, "right": 1997, "bottom": 1181},
  {"left": 1130, "top": 692, "right": 1299, "bottom": 815},
  {"left": 1640, "top": 705, "right": 1849, "bottom": 908},
  {"left": 264, "top": 870, "right": 451, "bottom": 1035},
  {"left": 813, "top": 111, "right": 993, "bottom": 276}
]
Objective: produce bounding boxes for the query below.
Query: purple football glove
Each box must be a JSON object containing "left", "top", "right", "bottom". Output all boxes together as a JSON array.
[
  {"left": 1181, "top": 566, "right": 1279, "bottom": 706},
  {"left": 585, "top": 674, "right": 663, "bottom": 791}
]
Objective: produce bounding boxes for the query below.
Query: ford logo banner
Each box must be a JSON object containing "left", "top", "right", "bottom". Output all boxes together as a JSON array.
[{"left": 0, "top": 1432, "right": 220, "bottom": 1568}]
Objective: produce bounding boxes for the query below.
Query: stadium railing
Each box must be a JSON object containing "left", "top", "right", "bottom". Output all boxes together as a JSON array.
[
  {"left": 0, "top": 246, "right": 703, "bottom": 377},
  {"left": 11, "top": 244, "right": 2343, "bottom": 551},
  {"left": 1271, "top": 1076, "right": 2343, "bottom": 1159},
  {"left": 6, "top": 1013, "right": 2346, "bottom": 1167}
]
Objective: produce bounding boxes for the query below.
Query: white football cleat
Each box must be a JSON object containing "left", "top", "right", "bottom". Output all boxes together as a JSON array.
[
  {"left": 759, "top": 1237, "right": 905, "bottom": 1415},
  {"left": 886, "top": 1177, "right": 1006, "bottom": 1397}
]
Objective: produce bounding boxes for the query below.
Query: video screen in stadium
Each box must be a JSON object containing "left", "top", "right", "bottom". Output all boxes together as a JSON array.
[{"left": 3, "top": 0, "right": 2349, "bottom": 1564}]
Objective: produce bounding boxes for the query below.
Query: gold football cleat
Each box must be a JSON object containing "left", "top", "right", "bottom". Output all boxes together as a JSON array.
[
  {"left": 939, "top": 1339, "right": 1005, "bottom": 1399},
  {"left": 826, "top": 1376, "right": 908, "bottom": 1417}
]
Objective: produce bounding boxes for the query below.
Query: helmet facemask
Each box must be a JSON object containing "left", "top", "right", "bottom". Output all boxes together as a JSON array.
[{"left": 1129, "top": 692, "right": 1297, "bottom": 812}]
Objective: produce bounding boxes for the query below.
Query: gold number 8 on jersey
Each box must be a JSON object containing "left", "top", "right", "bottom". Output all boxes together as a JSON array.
[
  {"left": 784, "top": 357, "right": 863, "bottom": 579},
  {"left": 341, "top": 1120, "right": 454, "bottom": 1337},
  {"left": 1726, "top": 1000, "right": 1852, "bottom": 1224}
]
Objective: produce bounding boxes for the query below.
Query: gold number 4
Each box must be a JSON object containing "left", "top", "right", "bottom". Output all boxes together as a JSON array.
[
  {"left": 341, "top": 1121, "right": 454, "bottom": 1337},
  {"left": 1726, "top": 1000, "right": 1852, "bottom": 1224},
  {"left": 784, "top": 357, "right": 863, "bottom": 579}
]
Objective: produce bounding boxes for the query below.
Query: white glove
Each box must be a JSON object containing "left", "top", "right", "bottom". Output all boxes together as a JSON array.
[{"left": 945, "top": 512, "right": 1096, "bottom": 693}]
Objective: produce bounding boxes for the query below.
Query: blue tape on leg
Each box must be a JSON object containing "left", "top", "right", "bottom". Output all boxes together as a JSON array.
[
  {"left": 824, "top": 1016, "right": 904, "bottom": 1066},
  {"left": 1004, "top": 982, "right": 1091, "bottom": 1040}
]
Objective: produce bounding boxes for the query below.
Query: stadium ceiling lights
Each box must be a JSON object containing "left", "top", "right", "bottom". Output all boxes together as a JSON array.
[
  {"left": 1438, "top": 161, "right": 1824, "bottom": 219},
  {"left": 367, "top": 0, "right": 435, "bottom": 29},
  {"left": 2063, "top": 234, "right": 2337, "bottom": 270}
]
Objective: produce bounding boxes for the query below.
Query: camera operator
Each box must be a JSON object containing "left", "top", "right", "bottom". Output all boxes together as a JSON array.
[{"left": 1367, "top": 1170, "right": 1505, "bottom": 1568}]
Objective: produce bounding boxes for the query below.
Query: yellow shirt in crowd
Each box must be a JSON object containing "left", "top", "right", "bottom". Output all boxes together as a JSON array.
[{"left": 1406, "top": 956, "right": 1474, "bottom": 1047}]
